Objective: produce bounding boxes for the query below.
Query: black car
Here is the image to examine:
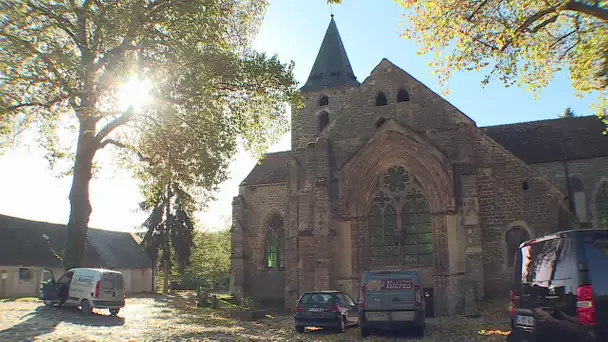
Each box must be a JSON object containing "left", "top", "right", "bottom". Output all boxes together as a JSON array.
[
  {"left": 509, "top": 229, "right": 608, "bottom": 342},
  {"left": 294, "top": 290, "right": 359, "bottom": 333}
]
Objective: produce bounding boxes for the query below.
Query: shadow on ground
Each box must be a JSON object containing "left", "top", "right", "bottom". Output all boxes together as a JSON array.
[{"left": 0, "top": 304, "right": 124, "bottom": 341}]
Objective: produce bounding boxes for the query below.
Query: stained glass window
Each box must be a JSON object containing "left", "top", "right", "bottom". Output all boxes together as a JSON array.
[
  {"left": 266, "top": 213, "right": 285, "bottom": 269},
  {"left": 368, "top": 166, "right": 433, "bottom": 268},
  {"left": 597, "top": 182, "right": 608, "bottom": 229}
]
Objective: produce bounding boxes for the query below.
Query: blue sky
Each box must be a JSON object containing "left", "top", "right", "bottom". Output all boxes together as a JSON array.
[{"left": 0, "top": 0, "right": 596, "bottom": 232}]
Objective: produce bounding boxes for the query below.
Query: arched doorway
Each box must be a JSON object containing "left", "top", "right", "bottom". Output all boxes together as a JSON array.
[{"left": 505, "top": 226, "right": 531, "bottom": 269}]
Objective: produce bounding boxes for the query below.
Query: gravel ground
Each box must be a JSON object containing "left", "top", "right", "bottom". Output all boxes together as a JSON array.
[{"left": 0, "top": 295, "right": 510, "bottom": 341}]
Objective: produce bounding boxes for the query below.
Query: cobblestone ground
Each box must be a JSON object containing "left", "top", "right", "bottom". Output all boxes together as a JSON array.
[{"left": 0, "top": 295, "right": 510, "bottom": 341}]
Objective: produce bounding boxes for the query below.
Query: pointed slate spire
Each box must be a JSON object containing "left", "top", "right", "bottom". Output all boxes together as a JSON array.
[{"left": 300, "top": 16, "right": 359, "bottom": 92}]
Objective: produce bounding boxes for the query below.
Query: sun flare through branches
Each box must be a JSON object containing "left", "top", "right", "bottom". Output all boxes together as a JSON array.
[{"left": 117, "top": 77, "right": 152, "bottom": 112}]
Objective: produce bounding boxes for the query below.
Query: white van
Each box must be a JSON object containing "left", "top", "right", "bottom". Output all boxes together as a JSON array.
[{"left": 39, "top": 268, "right": 126, "bottom": 315}]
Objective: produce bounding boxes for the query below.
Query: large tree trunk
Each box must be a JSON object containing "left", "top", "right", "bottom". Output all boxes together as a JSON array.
[
  {"left": 63, "top": 116, "right": 97, "bottom": 270},
  {"left": 162, "top": 183, "right": 172, "bottom": 294},
  {"left": 163, "top": 259, "right": 170, "bottom": 295}
]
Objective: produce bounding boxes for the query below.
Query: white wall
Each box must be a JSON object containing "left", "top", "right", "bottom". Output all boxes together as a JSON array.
[
  {"left": 116, "top": 268, "right": 154, "bottom": 294},
  {"left": 0, "top": 266, "right": 63, "bottom": 298},
  {"left": 0, "top": 266, "right": 154, "bottom": 298}
]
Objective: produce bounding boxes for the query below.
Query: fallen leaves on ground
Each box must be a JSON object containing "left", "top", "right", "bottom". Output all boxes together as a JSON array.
[
  {"left": 0, "top": 295, "right": 511, "bottom": 341},
  {"left": 478, "top": 329, "right": 510, "bottom": 336}
]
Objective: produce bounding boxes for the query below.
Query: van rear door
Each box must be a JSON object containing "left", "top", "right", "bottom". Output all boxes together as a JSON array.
[
  {"left": 578, "top": 231, "right": 608, "bottom": 340},
  {"left": 115, "top": 273, "right": 125, "bottom": 299},
  {"left": 99, "top": 272, "right": 124, "bottom": 303},
  {"left": 364, "top": 272, "right": 417, "bottom": 311}
]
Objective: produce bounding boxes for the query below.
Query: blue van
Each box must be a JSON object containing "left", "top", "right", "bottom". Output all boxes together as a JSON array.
[{"left": 358, "top": 270, "right": 426, "bottom": 337}]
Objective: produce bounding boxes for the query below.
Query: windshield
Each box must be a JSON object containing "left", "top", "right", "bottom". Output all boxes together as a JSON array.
[{"left": 299, "top": 293, "right": 337, "bottom": 305}]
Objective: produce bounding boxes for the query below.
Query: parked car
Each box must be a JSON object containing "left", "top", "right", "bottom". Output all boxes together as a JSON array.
[
  {"left": 358, "top": 270, "right": 426, "bottom": 337},
  {"left": 294, "top": 290, "right": 359, "bottom": 333},
  {"left": 39, "top": 268, "right": 126, "bottom": 315},
  {"left": 509, "top": 229, "right": 608, "bottom": 342}
]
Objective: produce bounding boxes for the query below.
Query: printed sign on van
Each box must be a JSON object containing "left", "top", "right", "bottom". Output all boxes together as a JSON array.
[
  {"left": 366, "top": 279, "right": 413, "bottom": 291},
  {"left": 382, "top": 279, "right": 412, "bottom": 290}
]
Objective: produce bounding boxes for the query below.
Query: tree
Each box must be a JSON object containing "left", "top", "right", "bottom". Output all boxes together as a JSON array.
[
  {"left": 0, "top": 1, "right": 299, "bottom": 269},
  {"left": 329, "top": 0, "right": 607, "bottom": 127},
  {"left": 559, "top": 106, "right": 578, "bottom": 118},
  {"left": 140, "top": 181, "right": 195, "bottom": 294},
  {"left": 186, "top": 228, "right": 231, "bottom": 291}
]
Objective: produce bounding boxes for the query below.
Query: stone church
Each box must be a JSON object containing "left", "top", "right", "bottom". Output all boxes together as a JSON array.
[{"left": 230, "top": 17, "right": 608, "bottom": 316}]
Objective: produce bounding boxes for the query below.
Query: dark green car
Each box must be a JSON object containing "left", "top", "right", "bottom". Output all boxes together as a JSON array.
[{"left": 294, "top": 290, "right": 359, "bottom": 333}]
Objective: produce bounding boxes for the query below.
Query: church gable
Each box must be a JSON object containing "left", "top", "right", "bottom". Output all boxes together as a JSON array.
[{"left": 323, "top": 58, "right": 474, "bottom": 145}]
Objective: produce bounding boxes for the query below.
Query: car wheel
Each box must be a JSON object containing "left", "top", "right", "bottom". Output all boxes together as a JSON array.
[
  {"left": 295, "top": 326, "right": 305, "bottom": 333},
  {"left": 336, "top": 316, "right": 346, "bottom": 333},
  {"left": 80, "top": 299, "right": 92, "bottom": 315},
  {"left": 412, "top": 325, "right": 425, "bottom": 337},
  {"left": 109, "top": 308, "right": 120, "bottom": 316},
  {"left": 360, "top": 325, "right": 370, "bottom": 337}
]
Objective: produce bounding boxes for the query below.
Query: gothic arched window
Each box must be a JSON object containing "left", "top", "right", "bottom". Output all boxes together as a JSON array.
[
  {"left": 266, "top": 213, "right": 285, "bottom": 270},
  {"left": 368, "top": 166, "right": 433, "bottom": 268},
  {"left": 596, "top": 182, "right": 608, "bottom": 228}
]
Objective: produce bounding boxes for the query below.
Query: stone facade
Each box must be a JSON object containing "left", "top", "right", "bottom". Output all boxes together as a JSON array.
[{"left": 230, "top": 18, "right": 608, "bottom": 316}]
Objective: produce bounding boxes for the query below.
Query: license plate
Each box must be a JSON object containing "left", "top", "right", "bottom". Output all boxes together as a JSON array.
[
  {"left": 515, "top": 315, "right": 535, "bottom": 327},
  {"left": 392, "top": 311, "right": 415, "bottom": 321},
  {"left": 308, "top": 307, "right": 325, "bottom": 312},
  {"left": 365, "top": 312, "right": 389, "bottom": 321}
]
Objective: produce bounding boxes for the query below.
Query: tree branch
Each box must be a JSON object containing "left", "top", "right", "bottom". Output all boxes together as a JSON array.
[
  {"left": 499, "top": 5, "right": 561, "bottom": 51},
  {"left": 99, "top": 138, "right": 149, "bottom": 162},
  {"left": 550, "top": 30, "right": 576, "bottom": 48},
  {"left": 467, "top": 0, "right": 489, "bottom": 21},
  {"left": 94, "top": 107, "right": 135, "bottom": 142},
  {"left": 0, "top": 29, "right": 76, "bottom": 95},
  {"left": 529, "top": 15, "right": 558, "bottom": 33},
  {"left": 94, "top": 1, "right": 144, "bottom": 72},
  {"left": 563, "top": 1, "right": 608, "bottom": 22},
  {"left": 6, "top": 95, "right": 68, "bottom": 111},
  {"left": 90, "top": 0, "right": 108, "bottom": 54},
  {"left": 25, "top": 1, "right": 86, "bottom": 54},
  {"left": 516, "top": 6, "right": 559, "bottom": 33},
  {"left": 559, "top": 39, "right": 581, "bottom": 60}
]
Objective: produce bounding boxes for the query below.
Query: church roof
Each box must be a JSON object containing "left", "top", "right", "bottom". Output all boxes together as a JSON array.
[
  {"left": 241, "top": 151, "right": 291, "bottom": 185},
  {"left": 483, "top": 115, "right": 608, "bottom": 164},
  {"left": 300, "top": 17, "right": 359, "bottom": 92},
  {"left": 240, "top": 116, "right": 608, "bottom": 186}
]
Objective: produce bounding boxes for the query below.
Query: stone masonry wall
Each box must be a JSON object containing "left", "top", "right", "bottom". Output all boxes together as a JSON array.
[
  {"left": 472, "top": 131, "right": 567, "bottom": 296},
  {"left": 532, "top": 156, "right": 608, "bottom": 228},
  {"left": 239, "top": 183, "right": 288, "bottom": 302},
  {"left": 291, "top": 85, "right": 358, "bottom": 150}
]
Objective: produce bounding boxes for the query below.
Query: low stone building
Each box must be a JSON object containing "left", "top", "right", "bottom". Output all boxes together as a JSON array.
[
  {"left": 0, "top": 214, "right": 154, "bottom": 298},
  {"left": 230, "top": 17, "right": 608, "bottom": 316}
]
